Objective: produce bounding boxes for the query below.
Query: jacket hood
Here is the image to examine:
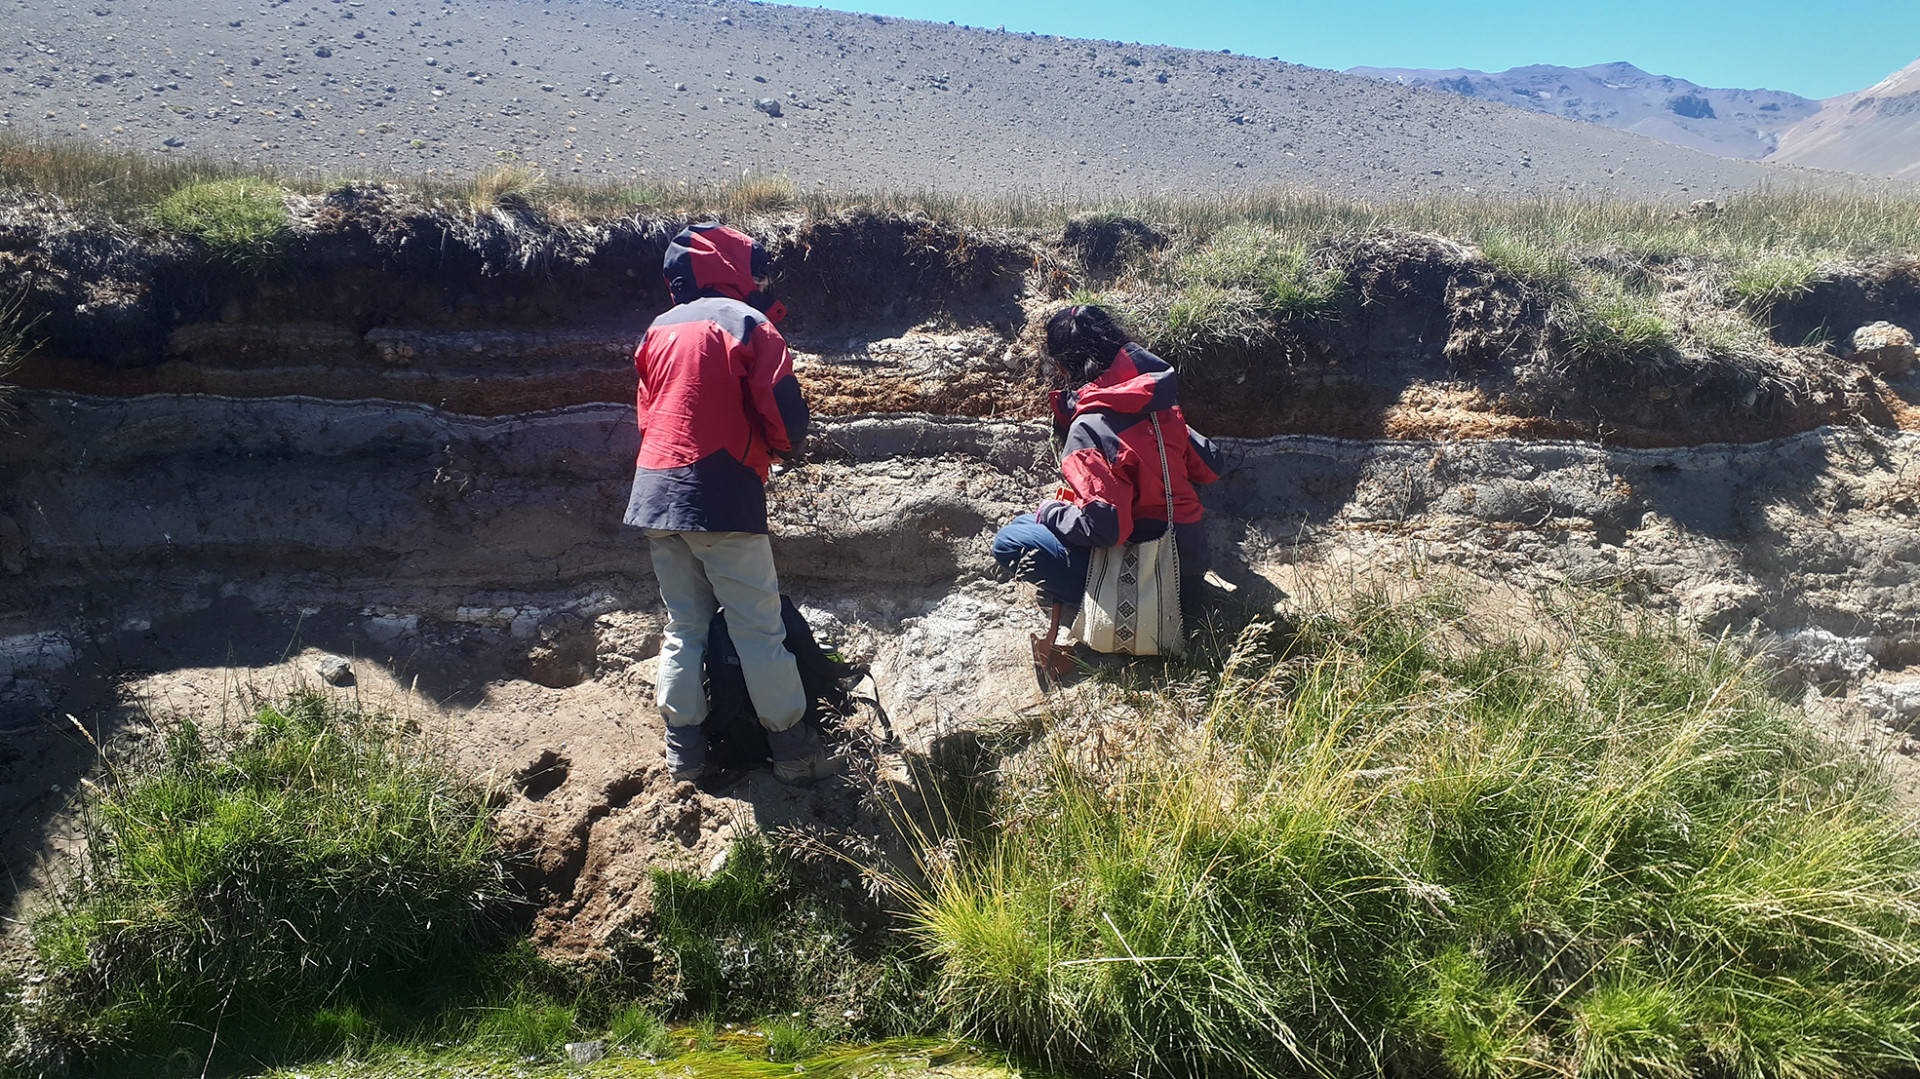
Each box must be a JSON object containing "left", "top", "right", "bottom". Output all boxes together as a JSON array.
[
  {"left": 1049, "top": 344, "right": 1178, "bottom": 424},
  {"left": 663, "top": 223, "right": 768, "bottom": 305}
]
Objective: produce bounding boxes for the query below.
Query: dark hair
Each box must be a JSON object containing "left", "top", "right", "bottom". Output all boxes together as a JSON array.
[{"left": 1045, "top": 304, "right": 1132, "bottom": 383}]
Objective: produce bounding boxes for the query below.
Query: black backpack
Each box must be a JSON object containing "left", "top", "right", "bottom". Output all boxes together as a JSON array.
[{"left": 702, "top": 595, "right": 891, "bottom": 770}]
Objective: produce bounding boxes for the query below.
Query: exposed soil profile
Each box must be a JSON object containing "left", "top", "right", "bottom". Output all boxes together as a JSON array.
[
  {"left": 7, "top": 198, "right": 1918, "bottom": 447},
  {"left": 6, "top": 198, "right": 1920, "bottom": 958}
]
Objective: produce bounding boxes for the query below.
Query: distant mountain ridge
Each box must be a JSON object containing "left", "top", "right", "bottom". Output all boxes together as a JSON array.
[
  {"left": 1768, "top": 58, "right": 1920, "bottom": 179},
  {"left": 1348, "top": 61, "right": 1819, "bottom": 160}
]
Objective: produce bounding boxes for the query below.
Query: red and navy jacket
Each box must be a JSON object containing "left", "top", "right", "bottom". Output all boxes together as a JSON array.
[
  {"left": 1036, "top": 343, "right": 1220, "bottom": 570},
  {"left": 622, "top": 224, "right": 809, "bottom": 534}
]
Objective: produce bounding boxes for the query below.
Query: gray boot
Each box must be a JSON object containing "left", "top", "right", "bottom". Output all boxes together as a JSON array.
[
  {"left": 664, "top": 724, "right": 708, "bottom": 782},
  {"left": 765, "top": 722, "right": 841, "bottom": 787}
]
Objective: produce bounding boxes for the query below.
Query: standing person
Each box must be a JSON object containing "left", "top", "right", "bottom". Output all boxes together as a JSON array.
[
  {"left": 625, "top": 222, "right": 837, "bottom": 786},
  {"left": 992, "top": 304, "right": 1220, "bottom": 654}
]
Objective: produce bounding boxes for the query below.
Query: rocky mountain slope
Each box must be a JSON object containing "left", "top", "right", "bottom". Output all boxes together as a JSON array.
[
  {"left": 1347, "top": 62, "right": 1818, "bottom": 160},
  {"left": 0, "top": 0, "right": 1870, "bottom": 199},
  {"left": 1770, "top": 58, "right": 1920, "bottom": 179}
]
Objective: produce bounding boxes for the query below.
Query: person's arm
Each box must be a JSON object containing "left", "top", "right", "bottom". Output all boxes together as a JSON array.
[
  {"left": 1036, "top": 427, "right": 1133, "bottom": 547},
  {"left": 743, "top": 319, "right": 809, "bottom": 457},
  {"left": 1184, "top": 414, "right": 1221, "bottom": 486},
  {"left": 632, "top": 335, "right": 655, "bottom": 438}
]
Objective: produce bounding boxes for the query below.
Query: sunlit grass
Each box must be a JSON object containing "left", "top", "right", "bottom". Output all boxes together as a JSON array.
[{"left": 908, "top": 590, "right": 1920, "bottom": 1079}]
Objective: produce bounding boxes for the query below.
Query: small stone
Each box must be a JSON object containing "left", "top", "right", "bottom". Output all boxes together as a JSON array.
[
  {"left": 753, "top": 97, "right": 782, "bottom": 117},
  {"left": 1776, "top": 627, "right": 1875, "bottom": 687},
  {"left": 316, "top": 655, "right": 354, "bottom": 686},
  {"left": 565, "top": 1040, "right": 606, "bottom": 1064},
  {"left": 365, "top": 614, "right": 418, "bottom": 644},
  {"left": 1859, "top": 680, "right": 1920, "bottom": 724},
  {"left": 1850, "top": 321, "right": 1915, "bottom": 377},
  {"left": 312, "top": 46, "right": 331, "bottom": 57}
]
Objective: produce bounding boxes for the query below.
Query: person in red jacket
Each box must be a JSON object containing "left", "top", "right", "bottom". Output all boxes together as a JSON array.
[
  {"left": 625, "top": 222, "right": 836, "bottom": 785},
  {"left": 992, "top": 305, "right": 1220, "bottom": 646}
]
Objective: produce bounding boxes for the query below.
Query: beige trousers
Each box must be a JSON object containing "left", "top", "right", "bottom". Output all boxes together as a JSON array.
[{"left": 645, "top": 529, "right": 805, "bottom": 732}]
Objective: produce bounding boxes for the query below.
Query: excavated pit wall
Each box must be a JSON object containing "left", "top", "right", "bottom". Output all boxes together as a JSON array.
[
  {"left": 8, "top": 204, "right": 1920, "bottom": 948},
  {"left": 8, "top": 390, "right": 1920, "bottom": 949},
  {"left": 9, "top": 391, "right": 1920, "bottom": 713}
]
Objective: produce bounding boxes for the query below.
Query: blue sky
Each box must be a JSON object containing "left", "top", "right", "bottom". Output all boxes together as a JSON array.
[{"left": 782, "top": 0, "right": 1920, "bottom": 100}]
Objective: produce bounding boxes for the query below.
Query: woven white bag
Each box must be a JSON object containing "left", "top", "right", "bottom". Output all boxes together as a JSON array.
[{"left": 1072, "top": 413, "right": 1183, "bottom": 657}]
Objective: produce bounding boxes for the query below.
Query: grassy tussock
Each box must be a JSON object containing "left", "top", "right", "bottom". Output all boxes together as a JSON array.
[
  {"left": 908, "top": 592, "right": 1920, "bottom": 1079},
  {"left": 1730, "top": 254, "right": 1825, "bottom": 316},
  {"left": 1121, "top": 224, "right": 1344, "bottom": 365},
  {"left": 7, "top": 130, "right": 1920, "bottom": 261},
  {"left": 464, "top": 163, "right": 549, "bottom": 214},
  {"left": 1565, "top": 274, "right": 1680, "bottom": 362},
  {"left": 644, "top": 834, "right": 932, "bottom": 1036},
  {"left": 26, "top": 693, "right": 514, "bottom": 1063},
  {"left": 151, "top": 176, "right": 291, "bottom": 269}
]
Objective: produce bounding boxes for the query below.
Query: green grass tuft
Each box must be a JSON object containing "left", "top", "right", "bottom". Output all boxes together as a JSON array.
[
  {"left": 1116, "top": 224, "right": 1344, "bottom": 370},
  {"left": 26, "top": 692, "right": 514, "bottom": 1067},
  {"left": 764, "top": 1017, "right": 824, "bottom": 1063},
  {"left": 1478, "top": 230, "right": 1577, "bottom": 299},
  {"left": 645, "top": 833, "right": 935, "bottom": 1038},
  {"left": 1565, "top": 274, "right": 1678, "bottom": 362},
  {"left": 467, "top": 998, "right": 577, "bottom": 1058},
  {"left": 908, "top": 591, "right": 1920, "bottom": 1079},
  {"left": 152, "top": 176, "right": 291, "bottom": 269},
  {"left": 605, "top": 1003, "right": 673, "bottom": 1058},
  {"left": 1730, "top": 254, "right": 1823, "bottom": 315}
]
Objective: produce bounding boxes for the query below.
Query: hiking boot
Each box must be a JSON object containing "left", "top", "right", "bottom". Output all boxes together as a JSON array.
[
  {"left": 664, "top": 724, "right": 709, "bottom": 783},
  {"left": 766, "top": 722, "right": 841, "bottom": 787}
]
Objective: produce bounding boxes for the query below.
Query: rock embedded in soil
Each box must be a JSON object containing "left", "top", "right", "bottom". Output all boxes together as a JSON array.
[
  {"left": 1852, "top": 321, "right": 1917, "bottom": 376},
  {"left": 315, "top": 655, "right": 354, "bottom": 686},
  {"left": 1859, "top": 681, "right": 1920, "bottom": 726}
]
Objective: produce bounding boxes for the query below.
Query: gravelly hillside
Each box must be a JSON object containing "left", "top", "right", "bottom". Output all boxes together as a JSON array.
[{"left": 0, "top": 0, "right": 1879, "bottom": 199}]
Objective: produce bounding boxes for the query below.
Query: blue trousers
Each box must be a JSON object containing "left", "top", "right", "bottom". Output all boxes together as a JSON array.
[
  {"left": 991, "top": 514, "right": 1091, "bottom": 608},
  {"left": 994, "top": 513, "right": 1213, "bottom": 616}
]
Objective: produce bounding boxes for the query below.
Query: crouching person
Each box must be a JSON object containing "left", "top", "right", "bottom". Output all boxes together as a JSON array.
[
  {"left": 993, "top": 304, "right": 1221, "bottom": 652},
  {"left": 625, "top": 223, "right": 839, "bottom": 786}
]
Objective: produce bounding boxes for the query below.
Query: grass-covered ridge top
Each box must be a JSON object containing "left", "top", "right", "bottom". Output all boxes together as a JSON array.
[
  {"left": 909, "top": 590, "right": 1920, "bottom": 1079},
  {"left": 3, "top": 131, "right": 1919, "bottom": 444},
  {"left": 5, "top": 131, "right": 1920, "bottom": 259}
]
